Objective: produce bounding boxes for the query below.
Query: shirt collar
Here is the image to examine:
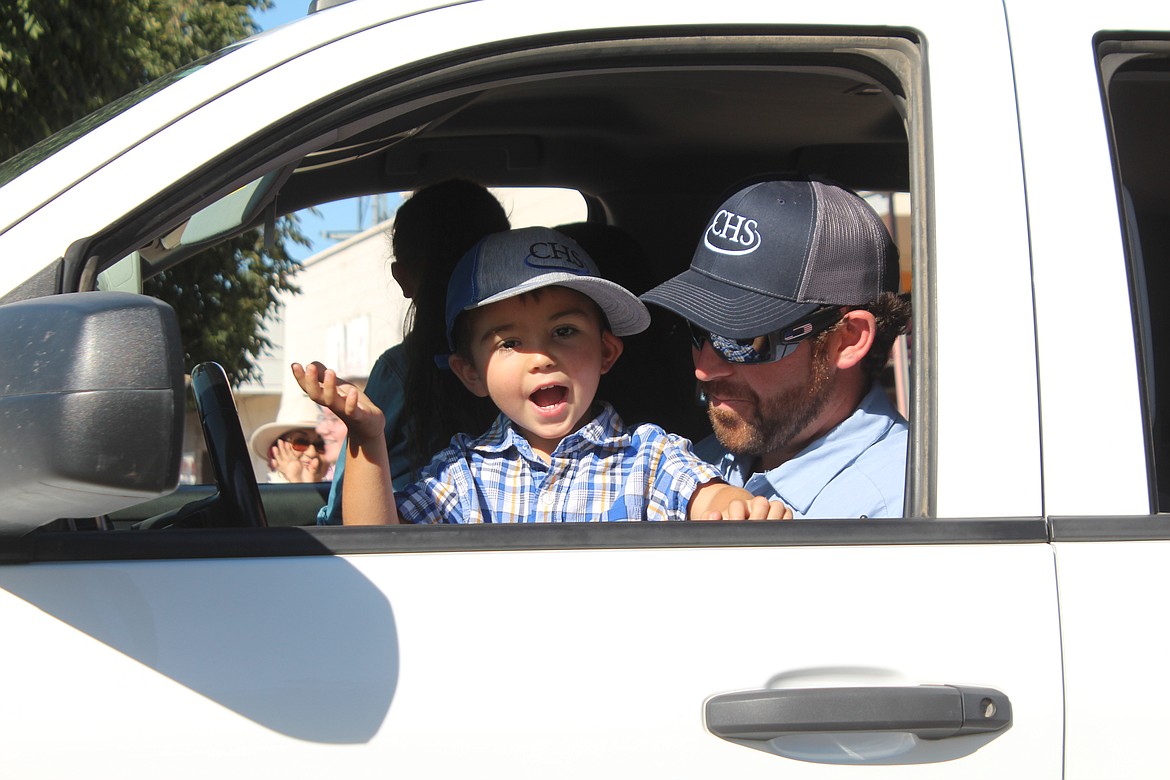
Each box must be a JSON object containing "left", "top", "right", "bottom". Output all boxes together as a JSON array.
[
  {"left": 469, "top": 402, "right": 627, "bottom": 458},
  {"left": 727, "top": 384, "right": 904, "bottom": 513}
]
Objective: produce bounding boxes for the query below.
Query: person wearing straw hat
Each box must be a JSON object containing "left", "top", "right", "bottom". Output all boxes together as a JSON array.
[{"left": 249, "top": 393, "right": 331, "bottom": 483}]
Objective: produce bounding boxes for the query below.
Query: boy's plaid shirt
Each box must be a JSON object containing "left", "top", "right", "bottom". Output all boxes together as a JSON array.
[{"left": 395, "top": 402, "right": 721, "bottom": 523}]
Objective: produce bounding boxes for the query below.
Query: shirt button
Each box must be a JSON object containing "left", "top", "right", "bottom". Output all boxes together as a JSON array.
[{"left": 540, "top": 493, "right": 555, "bottom": 506}]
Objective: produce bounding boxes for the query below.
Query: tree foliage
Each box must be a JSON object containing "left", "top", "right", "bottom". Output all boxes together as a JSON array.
[
  {"left": 145, "top": 225, "right": 305, "bottom": 386},
  {"left": 0, "top": 0, "right": 270, "bottom": 159},
  {"left": 0, "top": 0, "right": 311, "bottom": 384}
]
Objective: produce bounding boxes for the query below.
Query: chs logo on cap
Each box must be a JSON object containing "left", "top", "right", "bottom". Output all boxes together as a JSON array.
[
  {"left": 523, "top": 240, "right": 589, "bottom": 273},
  {"left": 703, "top": 209, "right": 762, "bottom": 256}
]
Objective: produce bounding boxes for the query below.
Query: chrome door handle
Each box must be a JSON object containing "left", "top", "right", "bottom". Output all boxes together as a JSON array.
[{"left": 705, "top": 685, "right": 1011, "bottom": 741}]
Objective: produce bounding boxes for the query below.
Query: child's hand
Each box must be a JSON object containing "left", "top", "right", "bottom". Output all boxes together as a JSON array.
[
  {"left": 294, "top": 361, "right": 398, "bottom": 526},
  {"left": 690, "top": 481, "right": 793, "bottom": 521},
  {"left": 291, "top": 361, "right": 385, "bottom": 444}
]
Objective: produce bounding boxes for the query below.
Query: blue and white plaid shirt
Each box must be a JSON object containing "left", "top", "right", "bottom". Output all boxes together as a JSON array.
[{"left": 395, "top": 402, "right": 721, "bottom": 524}]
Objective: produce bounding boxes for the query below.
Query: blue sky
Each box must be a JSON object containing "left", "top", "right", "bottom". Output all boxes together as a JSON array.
[
  {"left": 253, "top": 1, "right": 311, "bottom": 33},
  {"left": 252, "top": 1, "right": 396, "bottom": 260}
]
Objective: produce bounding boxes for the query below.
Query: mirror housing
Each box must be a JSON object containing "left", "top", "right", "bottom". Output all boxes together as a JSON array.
[{"left": 0, "top": 292, "right": 185, "bottom": 534}]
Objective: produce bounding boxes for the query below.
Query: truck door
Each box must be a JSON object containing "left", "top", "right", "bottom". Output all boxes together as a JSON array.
[{"left": 0, "top": 2, "right": 1065, "bottom": 777}]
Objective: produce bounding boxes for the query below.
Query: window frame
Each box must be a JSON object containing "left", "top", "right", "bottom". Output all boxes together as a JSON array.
[{"left": 0, "top": 25, "right": 1055, "bottom": 562}]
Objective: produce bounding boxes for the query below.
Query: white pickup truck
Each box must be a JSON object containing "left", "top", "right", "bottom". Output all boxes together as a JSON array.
[{"left": 0, "top": 1, "right": 1167, "bottom": 776}]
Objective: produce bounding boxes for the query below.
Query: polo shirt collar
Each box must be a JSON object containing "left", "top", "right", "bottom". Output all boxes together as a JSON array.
[
  {"left": 470, "top": 402, "right": 627, "bottom": 459},
  {"left": 727, "top": 384, "right": 901, "bottom": 515}
]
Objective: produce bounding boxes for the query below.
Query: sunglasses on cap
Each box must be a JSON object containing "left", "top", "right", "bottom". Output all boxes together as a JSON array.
[
  {"left": 689, "top": 306, "right": 844, "bottom": 365},
  {"left": 280, "top": 433, "right": 326, "bottom": 452}
]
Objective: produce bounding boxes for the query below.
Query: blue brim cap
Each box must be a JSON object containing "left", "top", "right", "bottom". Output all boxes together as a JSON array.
[{"left": 443, "top": 226, "right": 651, "bottom": 354}]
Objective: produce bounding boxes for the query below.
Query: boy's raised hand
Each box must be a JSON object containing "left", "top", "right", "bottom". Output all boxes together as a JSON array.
[
  {"left": 291, "top": 361, "right": 385, "bottom": 444},
  {"left": 293, "top": 361, "right": 398, "bottom": 525}
]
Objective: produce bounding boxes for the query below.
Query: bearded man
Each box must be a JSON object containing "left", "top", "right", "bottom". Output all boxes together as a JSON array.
[{"left": 642, "top": 178, "right": 911, "bottom": 518}]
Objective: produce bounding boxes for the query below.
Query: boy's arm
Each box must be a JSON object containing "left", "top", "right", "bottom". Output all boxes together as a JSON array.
[
  {"left": 339, "top": 427, "right": 399, "bottom": 525},
  {"left": 688, "top": 481, "right": 792, "bottom": 521},
  {"left": 292, "top": 362, "right": 400, "bottom": 525}
]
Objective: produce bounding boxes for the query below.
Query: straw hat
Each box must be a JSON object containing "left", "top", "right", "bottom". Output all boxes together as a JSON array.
[{"left": 249, "top": 392, "right": 323, "bottom": 460}]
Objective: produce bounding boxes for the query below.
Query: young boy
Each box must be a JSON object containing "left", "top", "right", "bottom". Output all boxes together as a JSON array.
[{"left": 293, "top": 227, "right": 790, "bottom": 524}]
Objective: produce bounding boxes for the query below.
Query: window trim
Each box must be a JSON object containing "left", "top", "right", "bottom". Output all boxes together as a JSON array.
[
  {"left": 46, "top": 28, "right": 947, "bottom": 555},
  {"left": 1, "top": 518, "right": 1049, "bottom": 564}
]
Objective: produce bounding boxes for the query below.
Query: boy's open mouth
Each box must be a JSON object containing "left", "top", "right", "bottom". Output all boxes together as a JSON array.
[{"left": 530, "top": 384, "right": 568, "bottom": 409}]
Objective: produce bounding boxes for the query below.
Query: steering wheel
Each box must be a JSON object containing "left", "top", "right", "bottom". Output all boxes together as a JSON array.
[{"left": 189, "top": 361, "right": 268, "bottom": 528}]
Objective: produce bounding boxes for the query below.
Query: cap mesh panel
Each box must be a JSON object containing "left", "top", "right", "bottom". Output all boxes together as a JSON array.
[{"left": 800, "top": 181, "right": 894, "bottom": 305}]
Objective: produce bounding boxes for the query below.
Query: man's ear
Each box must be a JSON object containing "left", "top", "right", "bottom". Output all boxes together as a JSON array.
[
  {"left": 448, "top": 353, "right": 490, "bottom": 397},
  {"left": 832, "top": 310, "right": 876, "bottom": 370},
  {"left": 599, "top": 331, "right": 624, "bottom": 374}
]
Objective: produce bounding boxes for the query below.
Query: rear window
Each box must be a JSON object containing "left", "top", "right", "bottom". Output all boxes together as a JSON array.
[{"left": 1099, "top": 36, "right": 1170, "bottom": 510}]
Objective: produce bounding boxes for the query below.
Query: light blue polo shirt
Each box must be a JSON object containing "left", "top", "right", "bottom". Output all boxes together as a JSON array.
[{"left": 695, "top": 383, "right": 907, "bottom": 518}]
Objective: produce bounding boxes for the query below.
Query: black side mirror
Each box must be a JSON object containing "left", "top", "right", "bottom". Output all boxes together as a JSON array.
[{"left": 0, "top": 292, "right": 184, "bottom": 534}]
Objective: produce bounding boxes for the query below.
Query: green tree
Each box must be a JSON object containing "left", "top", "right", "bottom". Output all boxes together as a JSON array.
[
  {"left": 0, "top": 0, "right": 309, "bottom": 384},
  {"left": 0, "top": 0, "right": 270, "bottom": 160},
  {"left": 144, "top": 225, "right": 305, "bottom": 387}
]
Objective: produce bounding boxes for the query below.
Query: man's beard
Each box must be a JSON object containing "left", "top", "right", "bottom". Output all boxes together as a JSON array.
[{"left": 702, "top": 345, "right": 835, "bottom": 459}]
